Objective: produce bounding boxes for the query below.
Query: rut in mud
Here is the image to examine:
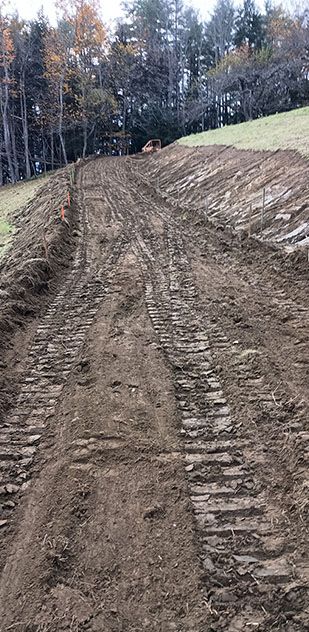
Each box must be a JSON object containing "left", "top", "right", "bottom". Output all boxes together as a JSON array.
[{"left": 0, "top": 152, "right": 308, "bottom": 631}]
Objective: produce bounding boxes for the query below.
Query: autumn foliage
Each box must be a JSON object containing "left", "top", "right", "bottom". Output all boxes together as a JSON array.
[{"left": 0, "top": 0, "right": 308, "bottom": 183}]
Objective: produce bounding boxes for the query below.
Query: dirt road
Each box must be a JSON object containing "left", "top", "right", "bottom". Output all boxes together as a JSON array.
[{"left": 0, "top": 154, "right": 308, "bottom": 631}]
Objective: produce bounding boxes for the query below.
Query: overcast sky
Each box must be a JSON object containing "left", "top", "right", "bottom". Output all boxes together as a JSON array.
[
  {"left": 9, "top": 0, "right": 237, "bottom": 25},
  {"left": 10, "top": 0, "right": 295, "bottom": 25}
]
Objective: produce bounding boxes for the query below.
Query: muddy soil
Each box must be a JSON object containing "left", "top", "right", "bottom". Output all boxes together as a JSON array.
[{"left": 0, "top": 149, "right": 308, "bottom": 631}]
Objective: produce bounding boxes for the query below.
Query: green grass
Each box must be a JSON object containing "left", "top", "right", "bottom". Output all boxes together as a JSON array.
[
  {"left": 178, "top": 107, "right": 309, "bottom": 157},
  {"left": 0, "top": 218, "right": 13, "bottom": 257},
  {"left": 0, "top": 175, "right": 51, "bottom": 258}
]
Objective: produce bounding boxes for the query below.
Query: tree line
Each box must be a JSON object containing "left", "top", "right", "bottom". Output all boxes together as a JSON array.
[{"left": 0, "top": 0, "right": 308, "bottom": 183}]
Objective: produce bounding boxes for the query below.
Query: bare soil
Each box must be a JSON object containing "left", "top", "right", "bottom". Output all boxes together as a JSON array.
[
  {"left": 145, "top": 143, "right": 309, "bottom": 250},
  {"left": 0, "top": 147, "right": 308, "bottom": 631},
  {"left": 0, "top": 165, "right": 77, "bottom": 419}
]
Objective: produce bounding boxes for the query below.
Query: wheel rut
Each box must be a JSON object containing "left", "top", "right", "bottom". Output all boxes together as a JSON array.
[
  {"left": 113, "top": 157, "right": 309, "bottom": 630},
  {"left": 136, "top": 229, "right": 306, "bottom": 630},
  {"left": 0, "top": 165, "right": 129, "bottom": 535}
]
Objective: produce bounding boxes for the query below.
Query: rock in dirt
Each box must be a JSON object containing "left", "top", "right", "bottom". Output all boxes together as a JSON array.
[
  {"left": 143, "top": 503, "right": 165, "bottom": 519},
  {"left": 185, "top": 464, "right": 194, "bottom": 472},
  {"left": 5, "top": 484, "right": 19, "bottom": 494}
]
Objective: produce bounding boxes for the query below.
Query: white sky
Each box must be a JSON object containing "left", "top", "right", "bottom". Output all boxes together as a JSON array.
[
  {"left": 8, "top": 0, "right": 239, "bottom": 25},
  {"left": 10, "top": 0, "right": 294, "bottom": 25}
]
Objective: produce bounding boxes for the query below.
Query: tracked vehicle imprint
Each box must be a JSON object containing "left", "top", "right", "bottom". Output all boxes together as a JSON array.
[
  {"left": 0, "top": 167, "right": 128, "bottom": 531},
  {"left": 137, "top": 227, "right": 308, "bottom": 629},
  {"left": 0, "top": 155, "right": 308, "bottom": 632}
]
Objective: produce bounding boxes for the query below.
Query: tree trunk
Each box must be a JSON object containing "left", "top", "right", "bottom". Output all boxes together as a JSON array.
[
  {"left": 59, "top": 76, "right": 67, "bottom": 165},
  {"left": 10, "top": 114, "right": 19, "bottom": 181},
  {"left": 82, "top": 119, "right": 87, "bottom": 158},
  {"left": 50, "top": 129, "right": 54, "bottom": 171},
  {"left": 20, "top": 76, "right": 31, "bottom": 179},
  {"left": 42, "top": 132, "right": 47, "bottom": 174},
  {"left": 174, "top": 0, "right": 180, "bottom": 125},
  {"left": 0, "top": 71, "right": 15, "bottom": 182},
  {"left": 0, "top": 140, "right": 3, "bottom": 186}
]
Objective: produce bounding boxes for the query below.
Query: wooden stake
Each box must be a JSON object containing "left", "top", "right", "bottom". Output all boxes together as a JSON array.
[
  {"left": 261, "top": 187, "right": 265, "bottom": 231},
  {"left": 249, "top": 202, "right": 252, "bottom": 237},
  {"left": 43, "top": 230, "right": 48, "bottom": 260},
  {"left": 61, "top": 206, "right": 65, "bottom": 221}
]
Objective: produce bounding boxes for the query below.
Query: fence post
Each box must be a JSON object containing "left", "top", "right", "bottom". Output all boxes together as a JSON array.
[
  {"left": 261, "top": 187, "right": 265, "bottom": 232},
  {"left": 249, "top": 202, "right": 252, "bottom": 237},
  {"left": 43, "top": 230, "right": 48, "bottom": 260}
]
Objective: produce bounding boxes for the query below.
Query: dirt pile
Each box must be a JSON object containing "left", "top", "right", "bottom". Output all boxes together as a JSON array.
[
  {"left": 141, "top": 143, "right": 309, "bottom": 249},
  {"left": 0, "top": 165, "right": 78, "bottom": 418}
]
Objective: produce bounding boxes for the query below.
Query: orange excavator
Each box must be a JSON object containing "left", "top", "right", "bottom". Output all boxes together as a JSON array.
[{"left": 141, "top": 139, "right": 161, "bottom": 153}]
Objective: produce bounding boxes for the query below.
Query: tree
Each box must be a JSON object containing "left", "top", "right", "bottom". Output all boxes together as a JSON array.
[
  {"left": 207, "top": 0, "right": 235, "bottom": 65},
  {"left": 70, "top": 0, "right": 107, "bottom": 156},
  {"left": 0, "top": 0, "right": 308, "bottom": 183},
  {"left": 234, "top": 0, "right": 265, "bottom": 52},
  {"left": 0, "top": 15, "right": 16, "bottom": 182},
  {"left": 44, "top": 21, "right": 73, "bottom": 165}
]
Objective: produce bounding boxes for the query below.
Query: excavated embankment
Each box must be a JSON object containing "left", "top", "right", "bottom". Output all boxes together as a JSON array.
[
  {"left": 0, "top": 165, "right": 78, "bottom": 418},
  {"left": 142, "top": 143, "right": 309, "bottom": 251}
]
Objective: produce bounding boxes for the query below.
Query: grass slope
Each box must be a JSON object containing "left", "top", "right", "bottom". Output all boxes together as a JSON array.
[
  {"left": 178, "top": 107, "right": 309, "bottom": 157},
  {"left": 0, "top": 176, "right": 51, "bottom": 258}
]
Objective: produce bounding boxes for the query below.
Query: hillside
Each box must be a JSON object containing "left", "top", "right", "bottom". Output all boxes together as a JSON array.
[
  {"left": 178, "top": 107, "right": 309, "bottom": 157},
  {"left": 0, "top": 148, "right": 308, "bottom": 632},
  {"left": 0, "top": 176, "right": 52, "bottom": 258},
  {"left": 141, "top": 111, "right": 309, "bottom": 249}
]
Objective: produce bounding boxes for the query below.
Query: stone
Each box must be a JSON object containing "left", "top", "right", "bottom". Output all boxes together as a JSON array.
[
  {"left": 28, "top": 435, "right": 41, "bottom": 445},
  {"left": 185, "top": 464, "right": 194, "bottom": 472},
  {"left": 5, "top": 484, "right": 19, "bottom": 494},
  {"left": 20, "top": 446, "right": 36, "bottom": 457},
  {"left": 3, "top": 499, "right": 15, "bottom": 509},
  {"left": 233, "top": 555, "right": 259, "bottom": 564},
  {"left": 202, "top": 556, "right": 216, "bottom": 572}
]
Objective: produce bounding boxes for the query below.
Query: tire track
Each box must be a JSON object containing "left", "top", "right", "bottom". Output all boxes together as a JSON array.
[
  {"left": 0, "top": 164, "right": 129, "bottom": 534},
  {"left": 137, "top": 227, "right": 308, "bottom": 630},
  {"left": 110, "top": 158, "right": 308, "bottom": 631}
]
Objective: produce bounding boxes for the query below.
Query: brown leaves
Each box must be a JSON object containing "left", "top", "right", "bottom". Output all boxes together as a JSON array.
[{"left": 0, "top": 23, "right": 15, "bottom": 67}]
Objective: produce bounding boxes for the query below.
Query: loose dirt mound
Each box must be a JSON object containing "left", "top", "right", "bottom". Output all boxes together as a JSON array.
[
  {"left": 141, "top": 143, "right": 309, "bottom": 249},
  {"left": 0, "top": 165, "right": 78, "bottom": 418}
]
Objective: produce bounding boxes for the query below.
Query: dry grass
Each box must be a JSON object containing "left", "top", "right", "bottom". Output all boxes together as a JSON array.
[
  {"left": 0, "top": 175, "right": 52, "bottom": 258},
  {"left": 178, "top": 107, "right": 309, "bottom": 157}
]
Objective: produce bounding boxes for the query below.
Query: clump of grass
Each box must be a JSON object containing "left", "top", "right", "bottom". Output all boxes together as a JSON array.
[
  {"left": 0, "top": 219, "right": 13, "bottom": 257},
  {"left": 0, "top": 219, "right": 12, "bottom": 235},
  {"left": 178, "top": 106, "right": 309, "bottom": 158},
  {"left": 0, "top": 176, "right": 52, "bottom": 258}
]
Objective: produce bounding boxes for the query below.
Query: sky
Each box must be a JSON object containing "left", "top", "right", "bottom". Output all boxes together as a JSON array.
[
  {"left": 10, "top": 0, "right": 224, "bottom": 25},
  {"left": 9, "top": 0, "right": 295, "bottom": 25}
]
